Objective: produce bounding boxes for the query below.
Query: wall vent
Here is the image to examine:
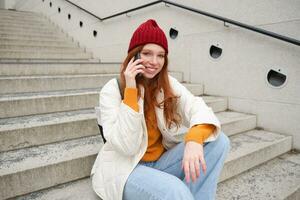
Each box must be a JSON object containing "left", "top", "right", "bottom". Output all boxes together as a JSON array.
[
  {"left": 169, "top": 28, "right": 178, "bottom": 39},
  {"left": 267, "top": 69, "right": 287, "bottom": 87},
  {"left": 209, "top": 45, "right": 222, "bottom": 59},
  {"left": 93, "top": 30, "right": 97, "bottom": 37}
]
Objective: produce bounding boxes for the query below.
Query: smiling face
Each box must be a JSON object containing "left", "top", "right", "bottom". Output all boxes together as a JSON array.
[{"left": 140, "top": 43, "right": 166, "bottom": 79}]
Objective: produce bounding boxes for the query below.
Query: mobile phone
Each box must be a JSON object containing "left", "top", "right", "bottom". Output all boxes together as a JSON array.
[
  {"left": 134, "top": 52, "right": 141, "bottom": 62},
  {"left": 134, "top": 52, "right": 142, "bottom": 77}
]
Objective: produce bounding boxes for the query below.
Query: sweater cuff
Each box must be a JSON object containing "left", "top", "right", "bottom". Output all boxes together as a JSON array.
[
  {"left": 184, "top": 124, "right": 216, "bottom": 144},
  {"left": 123, "top": 88, "right": 139, "bottom": 112}
]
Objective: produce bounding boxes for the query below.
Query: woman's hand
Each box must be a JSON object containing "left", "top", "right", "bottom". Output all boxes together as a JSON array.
[
  {"left": 124, "top": 57, "right": 145, "bottom": 88},
  {"left": 182, "top": 141, "right": 206, "bottom": 183}
]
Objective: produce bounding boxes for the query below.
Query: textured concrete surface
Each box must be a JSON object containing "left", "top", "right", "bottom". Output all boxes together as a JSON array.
[
  {"left": 202, "top": 96, "right": 227, "bottom": 112},
  {"left": 0, "top": 20, "right": 51, "bottom": 27},
  {"left": 0, "top": 109, "right": 98, "bottom": 152},
  {"left": 0, "top": 87, "right": 223, "bottom": 119},
  {"left": 0, "top": 110, "right": 259, "bottom": 198},
  {"left": 0, "top": 74, "right": 118, "bottom": 94},
  {"left": 0, "top": 32, "right": 70, "bottom": 40},
  {"left": 0, "top": 95, "right": 227, "bottom": 151},
  {"left": 0, "top": 27, "right": 63, "bottom": 35},
  {"left": 217, "top": 111, "right": 257, "bottom": 136},
  {"left": 229, "top": 97, "right": 300, "bottom": 150},
  {"left": 15, "top": 138, "right": 295, "bottom": 200},
  {"left": 0, "top": 34, "right": 69, "bottom": 41},
  {"left": 169, "top": 71, "right": 183, "bottom": 82},
  {"left": 0, "top": 38, "right": 76, "bottom": 47},
  {"left": 0, "top": 23, "right": 57, "bottom": 30},
  {"left": 16, "top": 178, "right": 101, "bottom": 200},
  {"left": 217, "top": 152, "right": 300, "bottom": 200},
  {"left": 0, "top": 17, "right": 50, "bottom": 24},
  {"left": 0, "top": 46, "right": 83, "bottom": 53},
  {"left": 0, "top": 63, "right": 119, "bottom": 76},
  {"left": 0, "top": 30, "right": 65, "bottom": 37},
  {"left": 0, "top": 135, "right": 103, "bottom": 199},
  {"left": 220, "top": 130, "right": 292, "bottom": 182},
  {"left": 182, "top": 83, "right": 204, "bottom": 96},
  {"left": 0, "top": 88, "right": 100, "bottom": 118},
  {"left": 0, "top": 51, "right": 92, "bottom": 59}
]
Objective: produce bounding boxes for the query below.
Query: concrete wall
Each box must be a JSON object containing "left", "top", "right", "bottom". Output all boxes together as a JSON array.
[
  {"left": 0, "top": 0, "right": 16, "bottom": 9},
  {"left": 0, "top": 1, "right": 4, "bottom": 9},
  {"left": 12, "top": 0, "right": 300, "bottom": 149}
]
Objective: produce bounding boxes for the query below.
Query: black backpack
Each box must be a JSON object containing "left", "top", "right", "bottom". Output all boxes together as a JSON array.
[{"left": 98, "top": 77, "right": 123, "bottom": 144}]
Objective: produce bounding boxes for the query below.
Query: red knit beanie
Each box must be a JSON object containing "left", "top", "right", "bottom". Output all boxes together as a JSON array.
[{"left": 128, "top": 19, "right": 168, "bottom": 53}]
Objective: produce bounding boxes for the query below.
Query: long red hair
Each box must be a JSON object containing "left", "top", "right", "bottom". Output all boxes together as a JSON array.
[{"left": 120, "top": 45, "right": 181, "bottom": 129}]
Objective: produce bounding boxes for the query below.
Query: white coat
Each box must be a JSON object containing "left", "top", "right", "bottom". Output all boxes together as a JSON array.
[{"left": 91, "top": 75, "right": 221, "bottom": 200}]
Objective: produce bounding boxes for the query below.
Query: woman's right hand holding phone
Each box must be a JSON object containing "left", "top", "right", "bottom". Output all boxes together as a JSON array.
[{"left": 124, "top": 56, "right": 145, "bottom": 88}]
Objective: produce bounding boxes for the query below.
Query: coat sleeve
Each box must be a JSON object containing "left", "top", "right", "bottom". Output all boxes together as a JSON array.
[
  {"left": 98, "top": 79, "right": 144, "bottom": 156},
  {"left": 169, "top": 76, "right": 221, "bottom": 140}
]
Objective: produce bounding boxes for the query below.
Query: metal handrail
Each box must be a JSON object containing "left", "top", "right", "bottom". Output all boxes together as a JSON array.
[{"left": 64, "top": 0, "right": 300, "bottom": 46}]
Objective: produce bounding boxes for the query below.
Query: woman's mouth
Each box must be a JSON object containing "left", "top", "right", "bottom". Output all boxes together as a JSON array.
[{"left": 145, "top": 67, "right": 157, "bottom": 73}]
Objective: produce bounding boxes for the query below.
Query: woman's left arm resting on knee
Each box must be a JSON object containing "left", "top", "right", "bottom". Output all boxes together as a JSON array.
[{"left": 169, "top": 75, "right": 221, "bottom": 183}]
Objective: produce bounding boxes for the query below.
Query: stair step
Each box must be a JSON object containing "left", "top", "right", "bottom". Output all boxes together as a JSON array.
[
  {"left": 0, "top": 16, "right": 50, "bottom": 24},
  {"left": 0, "top": 58, "right": 100, "bottom": 63},
  {"left": 0, "top": 15, "right": 50, "bottom": 22},
  {"left": 0, "top": 109, "right": 99, "bottom": 152},
  {"left": 0, "top": 74, "right": 117, "bottom": 94},
  {"left": 215, "top": 111, "right": 256, "bottom": 136},
  {"left": 0, "top": 88, "right": 101, "bottom": 119},
  {"left": 169, "top": 71, "right": 183, "bottom": 82},
  {"left": 0, "top": 63, "right": 120, "bottom": 76},
  {"left": 0, "top": 34, "right": 72, "bottom": 42},
  {"left": 14, "top": 178, "right": 100, "bottom": 200},
  {"left": 219, "top": 130, "right": 292, "bottom": 182},
  {"left": 0, "top": 29, "right": 66, "bottom": 38},
  {"left": 5, "top": 130, "right": 292, "bottom": 200},
  {"left": 0, "top": 38, "right": 77, "bottom": 47},
  {"left": 217, "top": 151, "right": 299, "bottom": 200},
  {"left": 182, "top": 83, "right": 204, "bottom": 95},
  {"left": 202, "top": 96, "right": 227, "bottom": 112},
  {"left": 0, "top": 51, "right": 92, "bottom": 60},
  {"left": 0, "top": 47, "right": 84, "bottom": 55},
  {"left": 0, "top": 35, "right": 73, "bottom": 44},
  {"left": 0, "top": 19, "right": 51, "bottom": 27},
  {"left": 0, "top": 13, "right": 41, "bottom": 21},
  {"left": 0, "top": 45, "right": 84, "bottom": 53},
  {"left": 0, "top": 21, "right": 57, "bottom": 29},
  {"left": 0, "top": 110, "right": 253, "bottom": 152},
  {"left": 0, "top": 23, "right": 58, "bottom": 32},
  {"left": 0, "top": 135, "right": 103, "bottom": 200},
  {"left": 175, "top": 111, "right": 256, "bottom": 140},
  {"left": 0, "top": 84, "right": 224, "bottom": 118},
  {"left": 0, "top": 9, "right": 41, "bottom": 17},
  {"left": 0, "top": 27, "right": 63, "bottom": 35}
]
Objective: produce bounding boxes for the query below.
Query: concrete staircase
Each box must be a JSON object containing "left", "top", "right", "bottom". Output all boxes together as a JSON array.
[{"left": 0, "top": 9, "right": 299, "bottom": 200}]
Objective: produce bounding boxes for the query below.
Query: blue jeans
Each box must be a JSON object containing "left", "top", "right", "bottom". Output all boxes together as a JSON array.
[{"left": 123, "top": 132, "right": 230, "bottom": 200}]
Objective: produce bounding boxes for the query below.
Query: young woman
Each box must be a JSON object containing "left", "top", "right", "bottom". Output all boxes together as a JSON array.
[{"left": 91, "top": 19, "right": 230, "bottom": 200}]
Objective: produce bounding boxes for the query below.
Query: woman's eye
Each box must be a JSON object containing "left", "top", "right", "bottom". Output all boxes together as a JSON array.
[{"left": 142, "top": 52, "right": 150, "bottom": 56}]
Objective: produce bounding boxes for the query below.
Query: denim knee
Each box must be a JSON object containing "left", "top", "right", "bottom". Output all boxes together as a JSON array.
[{"left": 164, "top": 177, "right": 194, "bottom": 200}]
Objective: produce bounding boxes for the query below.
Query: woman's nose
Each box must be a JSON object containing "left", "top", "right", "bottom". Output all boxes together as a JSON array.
[{"left": 150, "top": 56, "right": 158, "bottom": 64}]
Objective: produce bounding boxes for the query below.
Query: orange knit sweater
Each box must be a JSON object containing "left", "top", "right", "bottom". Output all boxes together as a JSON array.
[{"left": 123, "top": 88, "right": 216, "bottom": 162}]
